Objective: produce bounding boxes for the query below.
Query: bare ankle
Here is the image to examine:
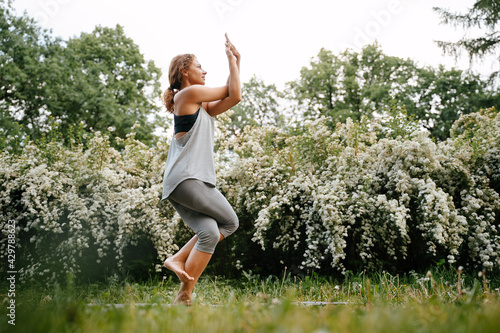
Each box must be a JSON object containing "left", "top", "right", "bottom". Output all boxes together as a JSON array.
[
  {"left": 164, "top": 257, "right": 194, "bottom": 283},
  {"left": 174, "top": 291, "right": 192, "bottom": 306}
]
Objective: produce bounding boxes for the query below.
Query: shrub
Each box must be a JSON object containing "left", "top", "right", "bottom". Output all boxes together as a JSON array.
[
  {"left": 0, "top": 129, "right": 178, "bottom": 284},
  {"left": 1, "top": 109, "right": 498, "bottom": 284},
  {"left": 217, "top": 108, "right": 499, "bottom": 274}
]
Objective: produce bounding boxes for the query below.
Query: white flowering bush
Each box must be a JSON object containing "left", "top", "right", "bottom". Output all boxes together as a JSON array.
[
  {"left": 0, "top": 130, "right": 179, "bottom": 284},
  {"left": 1, "top": 108, "right": 498, "bottom": 283},
  {"left": 445, "top": 108, "right": 500, "bottom": 270},
  {"left": 217, "top": 107, "right": 499, "bottom": 274}
]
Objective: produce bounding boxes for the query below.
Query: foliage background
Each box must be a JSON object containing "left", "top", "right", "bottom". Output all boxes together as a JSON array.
[
  {"left": 0, "top": 0, "right": 162, "bottom": 150},
  {"left": 1, "top": 0, "right": 499, "bottom": 284},
  {"left": 1, "top": 107, "right": 499, "bottom": 284}
]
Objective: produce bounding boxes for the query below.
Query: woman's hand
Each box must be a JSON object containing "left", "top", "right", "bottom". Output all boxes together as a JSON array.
[
  {"left": 201, "top": 33, "right": 241, "bottom": 116},
  {"left": 225, "top": 33, "right": 240, "bottom": 66}
]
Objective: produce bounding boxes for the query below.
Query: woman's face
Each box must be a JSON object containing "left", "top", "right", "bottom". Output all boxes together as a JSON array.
[{"left": 185, "top": 58, "right": 207, "bottom": 85}]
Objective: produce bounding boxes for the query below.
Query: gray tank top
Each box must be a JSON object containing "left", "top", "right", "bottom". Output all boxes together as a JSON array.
[{"left": 162, "top": 106, "right": 216, "bottom": 200}]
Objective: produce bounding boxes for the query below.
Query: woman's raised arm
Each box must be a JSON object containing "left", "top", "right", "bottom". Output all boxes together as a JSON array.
[{"left": 203, "top": 34, "right": 241, "bottom": 116}]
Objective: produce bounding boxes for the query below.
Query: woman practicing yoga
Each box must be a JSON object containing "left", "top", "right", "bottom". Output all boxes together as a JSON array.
[{"left": 161, "top": 34, "right": 241, "bottom": 305}]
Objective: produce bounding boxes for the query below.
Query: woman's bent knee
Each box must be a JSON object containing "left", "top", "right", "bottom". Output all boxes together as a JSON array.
[
  {"left": 196, "top": 227, "right": 220, "bottom": 253},
  {"left": 231, "top": 215, "right": 239, "bottom": 233},
  {"left": 224, "top": 214, "right": 239, "bottom": 238}
]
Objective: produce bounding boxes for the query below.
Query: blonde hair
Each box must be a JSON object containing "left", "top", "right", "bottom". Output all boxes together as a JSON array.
[{"left": 162, "top": 54, "right": 195, "bottom": 113}]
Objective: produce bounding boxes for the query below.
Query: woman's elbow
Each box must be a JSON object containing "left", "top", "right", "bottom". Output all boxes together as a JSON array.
[{"left": 229, "top": 92, "right": 241, "bottom": 104}]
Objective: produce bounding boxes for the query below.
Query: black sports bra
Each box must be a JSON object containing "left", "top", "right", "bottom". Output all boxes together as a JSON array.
[{"left": 174, "top": 108, "right": 200, "bottom": 134}]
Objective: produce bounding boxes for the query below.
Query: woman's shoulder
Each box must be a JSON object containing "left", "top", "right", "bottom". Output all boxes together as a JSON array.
[
  {"left": 178, "top": 84, "right": 206, "bottom": 95},
  {"left": 174, "top": 85, "right": 205, "bottom": 102}
]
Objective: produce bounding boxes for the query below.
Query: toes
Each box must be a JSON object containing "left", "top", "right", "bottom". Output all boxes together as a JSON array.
[
  {"left": 163, "top": 258, "right": 194, "bottom": 282},
  {"left": 180, "top": 271, "right": 194, "bottom": 282}
]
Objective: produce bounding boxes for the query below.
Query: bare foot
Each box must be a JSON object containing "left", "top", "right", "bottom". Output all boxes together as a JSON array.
[
  {"left": 174, "top": 291, "right": 192, "bottom": 306},
  {"left": 164, "top": 257, "right": 194, "bottom": 283}
]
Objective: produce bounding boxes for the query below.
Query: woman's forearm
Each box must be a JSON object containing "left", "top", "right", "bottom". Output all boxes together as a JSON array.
[
  {"left": 227, "top": 58, "right": 241, "bottom": 102},
  {"left": 225, "top": 58, "right": 240, "bottom": 85}
]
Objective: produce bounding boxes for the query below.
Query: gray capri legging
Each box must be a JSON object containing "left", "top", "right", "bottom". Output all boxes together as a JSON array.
[{"left": 168, "top": 179, "right": 239, "bottom": 254}]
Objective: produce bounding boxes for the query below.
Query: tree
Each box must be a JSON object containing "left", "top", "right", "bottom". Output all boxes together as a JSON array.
[
  {"left": 401, "top": 66, "right": 496, "bottom": 140},
  {"left": 228, "top": 75, "right": 283, "bottom": 135},
  {"left": 0, "top": 1, "right": 162, "bottom": 148},
  {"left": 288, "top": 44, "right": 418, "bottom": 125},
  {"left": 289, "top": 43, "right": 499, "bottom": 140},
  {"left": 46, "top": 25, "right": 162, "bottom": 145},
  {"left": 0, "top": 0, "right": 56, "bottom": 142},
  {"left": 434, "top": 0, "right": 500, "bottom": 82}
]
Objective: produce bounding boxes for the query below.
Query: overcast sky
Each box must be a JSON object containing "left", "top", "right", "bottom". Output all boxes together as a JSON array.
[{"left": 12, "top": 0, "right": 496, "bottom": 91}]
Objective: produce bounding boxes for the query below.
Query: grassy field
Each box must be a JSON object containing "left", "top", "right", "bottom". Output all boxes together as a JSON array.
[{"left": 1, "top": 268, "right": 499, "bottom": 332}]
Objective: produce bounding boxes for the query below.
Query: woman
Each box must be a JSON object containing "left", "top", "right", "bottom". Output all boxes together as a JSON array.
[{"left": 161, "top": 34, "right": 241, "bottom": 305}]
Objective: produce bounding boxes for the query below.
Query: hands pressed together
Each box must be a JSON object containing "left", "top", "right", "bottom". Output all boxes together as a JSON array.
[{"left": 225, "top": 33, "right": 240, "bottom": 64}]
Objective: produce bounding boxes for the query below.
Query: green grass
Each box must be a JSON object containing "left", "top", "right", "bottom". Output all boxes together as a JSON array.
[{"left": 1, "top": 269, "right": 500, "bottom": 332}]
